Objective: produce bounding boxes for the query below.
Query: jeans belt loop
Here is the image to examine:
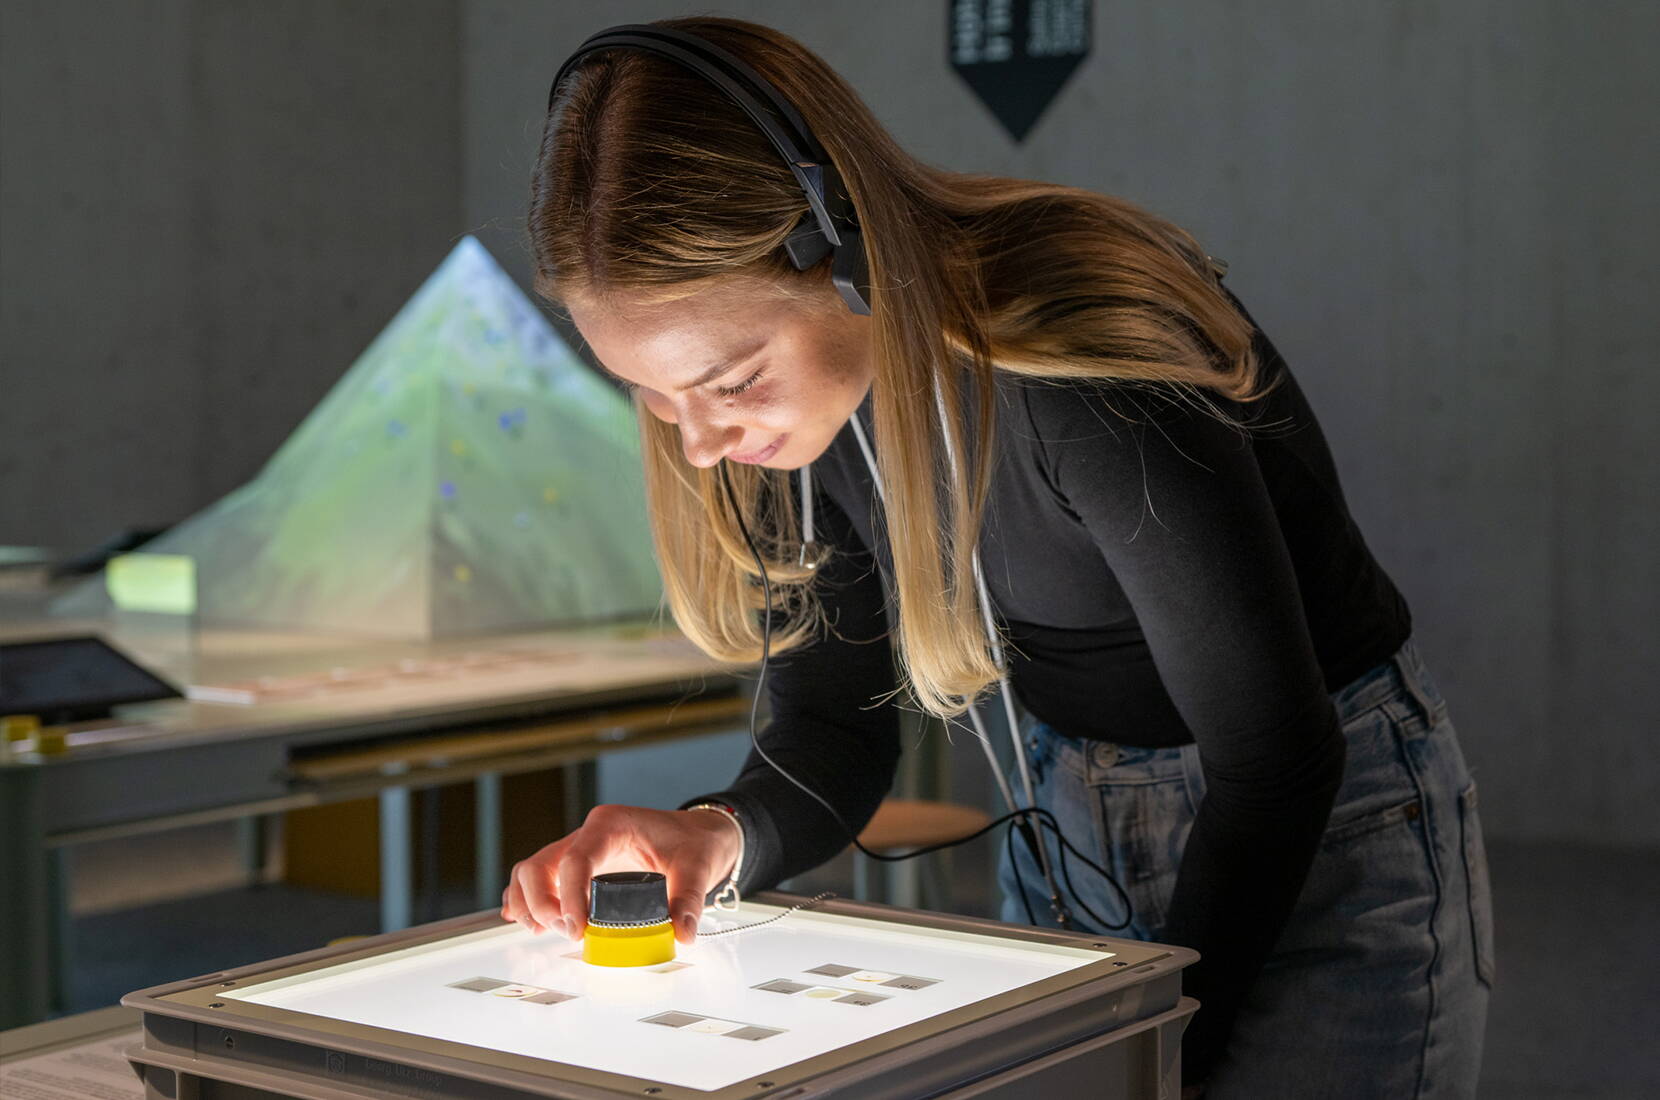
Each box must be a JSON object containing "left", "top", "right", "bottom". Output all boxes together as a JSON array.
[{"left": 1393, "top": 648, "right": 1438, "bottom": 724}]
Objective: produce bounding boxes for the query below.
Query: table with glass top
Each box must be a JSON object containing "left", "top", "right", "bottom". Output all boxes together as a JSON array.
[{"left": 122, "top": 892, "right": 1198, "bottom": 1099}]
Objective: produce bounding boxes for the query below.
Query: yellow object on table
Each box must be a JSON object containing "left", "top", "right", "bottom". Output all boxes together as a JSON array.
[
  {"left": 2, "top": 714, "right": 40, "bottom": 743},
  {"left": 582, "top": 920, "right": 676, "bottom": 968},
  {"left": 581, "top": 871, "right": 676, "bottom": 968}
]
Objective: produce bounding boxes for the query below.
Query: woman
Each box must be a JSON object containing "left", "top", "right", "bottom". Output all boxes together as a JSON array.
[{"left": 499, "top": 16, "right": 1492, "bottom": 1098}]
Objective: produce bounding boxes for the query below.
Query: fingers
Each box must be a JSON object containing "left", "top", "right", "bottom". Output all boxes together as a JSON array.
[
  {"left": 554, "top": 842, "right": 596, "bottom": 941},
  {"left": 506, "top": 831, "right": 584, "bottom": 935},
  {"left": 664, "top": 854, "right": 716, "bottom": 944},
  {"left": 502, "top": 806, "right": 719, "bottom": 944},
  {"left": 512, "top": 856, "right": 560, "bottom": 934},
  {"left": 500, "top": 876, "right": 532, "bottom": 929}
]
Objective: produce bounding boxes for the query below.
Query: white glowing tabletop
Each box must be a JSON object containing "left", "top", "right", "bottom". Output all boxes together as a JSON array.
[{"left": 124, "top": 893, "right": 1195, "bottom": 1099}]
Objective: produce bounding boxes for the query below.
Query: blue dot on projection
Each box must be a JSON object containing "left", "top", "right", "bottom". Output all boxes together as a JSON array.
[
  {"left": 498, "top": 408, "right": 528, "bottom": 432},
  {"left": 440, "top": 481, "right": 456, "bottom": 500}
]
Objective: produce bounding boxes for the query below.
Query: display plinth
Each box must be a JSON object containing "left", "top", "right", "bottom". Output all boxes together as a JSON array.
[{"left": 121, "top": 892, "right": 1198, "bottom": 1099}]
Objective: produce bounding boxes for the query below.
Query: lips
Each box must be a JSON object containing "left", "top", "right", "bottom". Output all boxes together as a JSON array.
[{"left": 729, "top": 433, "right": 787, "bottom": 464}]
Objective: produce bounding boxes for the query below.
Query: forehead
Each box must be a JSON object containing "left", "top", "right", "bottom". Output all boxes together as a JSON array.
[
  {"left": 568, "top": 280, "right": 752, "bottom": 338},
  {"left": 564, "top": 279, "right": 823, "bottom": 380}
]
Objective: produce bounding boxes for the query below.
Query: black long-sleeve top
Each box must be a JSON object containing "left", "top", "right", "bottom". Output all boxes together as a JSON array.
[{"left": 683, "top": 290, "right": 1412, "bottom": 1082}]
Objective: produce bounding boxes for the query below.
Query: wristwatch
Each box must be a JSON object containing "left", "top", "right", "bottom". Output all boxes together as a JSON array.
[{"left": 685, "top": 801, "right": 744, "bottom": 911}]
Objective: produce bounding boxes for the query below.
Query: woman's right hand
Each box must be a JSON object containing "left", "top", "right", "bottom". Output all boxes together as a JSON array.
[{"left": 500, "top": 804, "right": 741, "bottom": 945}]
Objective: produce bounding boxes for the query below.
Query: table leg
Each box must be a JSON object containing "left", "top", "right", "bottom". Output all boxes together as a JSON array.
[
  {"left": 235, "top": 814, "right": 267, "bottom": 885},
  {"left": 474, "top": 772, "right": 502, "bottom": 911},
  {"left": 46, "top": 846, "right": 72, "bottom": 1013},
  {"left": 889, "top": 851, "right": 922, "bottom": 910},
  {"left": 921, "top": 853, "right": 952, "bottom": 913},
  {"left": 420, "top": 787, "right": 441, "bottom": 923},
  {"left": 0, "top": 766, "right": 49, "bottom": 1028},
  {"left": 378, "top": 787, "right": 412, "bottom": 933},
  {"left": 853, "top": 853, "right": 882, "bottom": 904}
]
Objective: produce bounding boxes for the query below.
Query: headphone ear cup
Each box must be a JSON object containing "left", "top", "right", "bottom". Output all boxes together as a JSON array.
[
  {"left": 784, "top": 217, "right": 833, "bottom": 270},
  {"left": 832, "top": 227, "right": 872, "bottom": 316},
  {"left": 784, "top": 212, "right": 871, "bottom": 315}
]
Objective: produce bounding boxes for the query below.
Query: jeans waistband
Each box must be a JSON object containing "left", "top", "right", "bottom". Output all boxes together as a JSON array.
[
  {"left": 1332, "top": 637, "right": 1440, "bottom": 723},
  {"left": 1025, "top": 638, "right": 1440, "bottom": 763}
]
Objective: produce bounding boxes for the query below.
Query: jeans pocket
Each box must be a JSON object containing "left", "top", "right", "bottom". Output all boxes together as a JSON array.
[
  {"left": 1320, "top": 795, "right": 1423, "bottom": 848},
  {"left": 1090, "top": 771, "right": 1195, "bottom": 939},
  {"left": 1459, "top": 781, "right": 1497, "bottom": 988}
]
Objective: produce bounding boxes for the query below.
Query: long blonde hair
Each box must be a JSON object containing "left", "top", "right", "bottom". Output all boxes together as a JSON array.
[{"left": 530, "top": 16, "right": 1266, "bottom": 717}]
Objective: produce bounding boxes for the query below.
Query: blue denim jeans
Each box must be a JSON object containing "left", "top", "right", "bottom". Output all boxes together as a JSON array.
[{"left": 997, "top": 639, "right": 1493, "bottom": 1098}]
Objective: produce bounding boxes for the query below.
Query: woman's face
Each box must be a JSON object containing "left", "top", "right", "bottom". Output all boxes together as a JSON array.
[{"left": 565, "top": 278, "right": 874, "bottom": 470}]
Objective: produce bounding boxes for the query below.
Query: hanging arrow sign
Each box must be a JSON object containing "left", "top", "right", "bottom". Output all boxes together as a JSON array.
[{"left": 948, "top": 0, "right": 1093, "bottom": 143}]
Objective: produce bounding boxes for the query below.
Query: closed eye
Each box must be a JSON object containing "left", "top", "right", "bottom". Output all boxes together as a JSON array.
[{"left": 714, "top": 367, "right": 765, "bottom": 397}]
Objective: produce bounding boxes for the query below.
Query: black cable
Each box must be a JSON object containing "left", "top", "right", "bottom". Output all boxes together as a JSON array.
[
  {"left": 995, "top": 804, "right": 1134, "bottom": 933},
  {"left": 1039, "top": 811, "right": 1133, "bottom": 931},
  {"left": 718, "top": 462, "right": 916, "bottom": 868},
  {"left": 1005, "top": 819, "right": 1038, "bottom": 926},
  {"left": 715, "top": 462, "right": 1134, "bottom": 930}
]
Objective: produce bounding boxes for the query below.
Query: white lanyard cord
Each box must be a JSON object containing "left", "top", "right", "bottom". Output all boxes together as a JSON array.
[
  {"left": 797, "top": 465, "right": 815, "bottom": 562},
  {"left": 845, "top": 405, "right": 1049, "bottom": 850}
]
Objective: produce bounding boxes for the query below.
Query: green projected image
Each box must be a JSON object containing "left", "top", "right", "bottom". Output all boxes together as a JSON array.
[{"left": 55, "top": 237, "right": 661, "bottom": 638}]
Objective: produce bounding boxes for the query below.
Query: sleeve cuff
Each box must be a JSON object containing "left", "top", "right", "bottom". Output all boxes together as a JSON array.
[{"left": 678, "top": 789, "right": 786, "bottom": 898}]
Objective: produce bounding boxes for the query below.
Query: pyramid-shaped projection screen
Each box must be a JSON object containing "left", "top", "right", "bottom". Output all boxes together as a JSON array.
[{"left": 54, "top": 237, "right": 662, "bottom": 638}]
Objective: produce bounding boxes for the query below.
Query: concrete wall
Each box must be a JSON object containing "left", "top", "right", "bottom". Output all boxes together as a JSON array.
[
  {"left": 0, "top": 0, "right": 463, "bottom": 555},
  {"left": 461, "top": 1, "right": 1658, "bottom": 846}
]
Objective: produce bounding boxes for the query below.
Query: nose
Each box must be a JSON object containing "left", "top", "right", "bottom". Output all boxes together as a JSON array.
[{"left": 678, "top": 412, "right": 742, "bottom": 468}]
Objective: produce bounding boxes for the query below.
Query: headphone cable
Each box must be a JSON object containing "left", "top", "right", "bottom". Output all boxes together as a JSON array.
[{"left": 715, "top": 462, "right": 1134, "bottom": 932}]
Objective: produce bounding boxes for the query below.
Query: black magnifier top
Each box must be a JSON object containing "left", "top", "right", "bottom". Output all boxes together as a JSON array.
[{"left": 589, "top": 871, "right": 671, "bottom": 926}]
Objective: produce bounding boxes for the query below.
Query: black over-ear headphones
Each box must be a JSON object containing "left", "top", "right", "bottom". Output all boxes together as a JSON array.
[{"left": 547, "top": 24, "right": 873, "bottom": 316}]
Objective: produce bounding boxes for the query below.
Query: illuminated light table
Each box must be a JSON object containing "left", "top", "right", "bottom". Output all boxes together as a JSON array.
[{"left": 122, "top": 892, "right": 1198, "bottom": 1099}]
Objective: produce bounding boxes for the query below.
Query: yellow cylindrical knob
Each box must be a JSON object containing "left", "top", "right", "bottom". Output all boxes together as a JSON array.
[
  {"left": 3, "top": 714, "right": 41, "bottom": 743},
  {"left": 35, "top": 726, "right": 69, "bottom": 754},
  {"left": 583, "top": 870, "right": 676, "bottom": 968},
  {"left": 582, "top": 920, "right": 676, "bottom": 968}
]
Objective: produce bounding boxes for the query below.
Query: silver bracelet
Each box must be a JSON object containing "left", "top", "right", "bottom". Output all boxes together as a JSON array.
[{"left": 685, "top": 803, "right": 744, "bottom": 911}]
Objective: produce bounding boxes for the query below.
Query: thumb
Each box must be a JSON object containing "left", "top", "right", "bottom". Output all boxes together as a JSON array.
[{"left": 666, "top": 871, "right": 708, "bottom": 945}]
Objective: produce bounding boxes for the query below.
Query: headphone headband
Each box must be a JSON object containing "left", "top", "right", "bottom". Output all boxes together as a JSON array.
[{"left": 546, "top": 24, "right": 872, "bottom": 314}]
